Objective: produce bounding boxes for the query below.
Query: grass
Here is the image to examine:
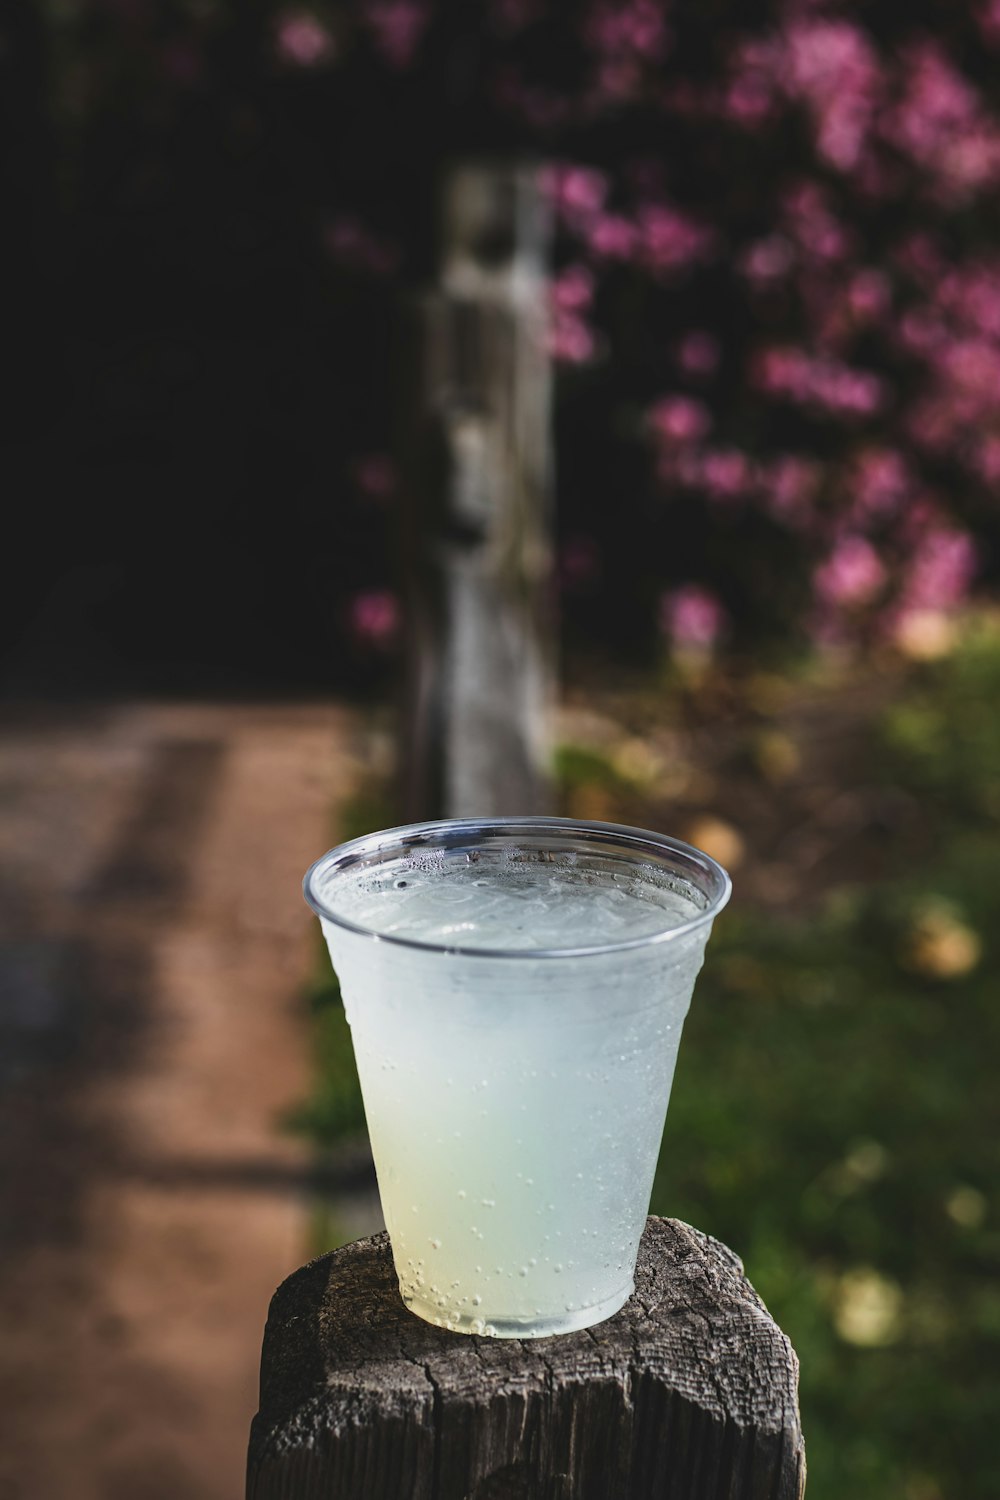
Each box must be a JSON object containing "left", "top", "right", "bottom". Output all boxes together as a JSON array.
[
  {"left": 281, "top": 776, "right": 392, "bottom": 1149},
  {"left": 290, "top": 618, "right": 1000, "bottom": 1499},
  {"left": 652, "top": 618, "right": 1000, "bottom": 1500}
]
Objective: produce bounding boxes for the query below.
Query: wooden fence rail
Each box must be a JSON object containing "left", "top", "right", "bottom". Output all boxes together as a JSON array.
[{"left": 247, "top": 1216, "right": 806, "bottom": 1499}]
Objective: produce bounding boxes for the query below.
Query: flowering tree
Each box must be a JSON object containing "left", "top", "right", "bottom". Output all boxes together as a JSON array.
[
  {"left": 525, "top": 3, "right": 995, "bottom": 655},
  {"left": 43, "top": 0, "right": 1000, "bottom": 666}
]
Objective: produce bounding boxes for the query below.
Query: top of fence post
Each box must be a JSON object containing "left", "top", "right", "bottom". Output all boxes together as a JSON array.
[
  {"left": 398, "top": 158, "right": 555, "bottom": 823},
  {"left": 247, "top": 1215, "right": 806, "bottom": 1500}
]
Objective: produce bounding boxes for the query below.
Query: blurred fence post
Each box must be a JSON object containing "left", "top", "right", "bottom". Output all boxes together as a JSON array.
[
  {"left": 399, "top": 161, "right": 555, "bottom": 821},
  {"left": 247, "top": 1216, "right": 807, "bottom": 1499}
]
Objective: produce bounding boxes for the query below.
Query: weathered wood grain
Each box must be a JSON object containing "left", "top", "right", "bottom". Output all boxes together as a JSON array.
[{"left": 247, "top": 1216, "right": 806, "bottom": 1500}]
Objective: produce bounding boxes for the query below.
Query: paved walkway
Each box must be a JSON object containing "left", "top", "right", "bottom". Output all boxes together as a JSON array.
[{"left": 0, "top": 701, "right": 377, "bottom": 1500}]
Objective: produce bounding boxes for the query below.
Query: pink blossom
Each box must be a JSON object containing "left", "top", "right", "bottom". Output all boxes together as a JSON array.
[
  {"left": 894, "top": 233, "right": 946, "bottom": 284},
  {"left": 541, "top": 165, "right": 609, "bottom": 221},
  {"left": 901, "top": 525, "right": 978, "bottom": 611},
  {"left": 354, "top": 454, "right": 397, "bottom": 500},
  {"left": 275, "top": 11, "right": 335, "bottom": 67},
  {"left": 551, "top": 264, "right": 595, "bottom": 311},
  {"left": 814, "top": 535, "right": 887, "bottom": 607},
  {"left": 363, "top": 0, "right": 430, "bottom": 70},
  {"left": 723, "top": 74, "right": 774, "bottom": 126},
  {"left": 945, "top": 131, "right": 1000, "bottom": 197},
  {"left": 852, "top": 448, "right": 911, "bottom": 519},
  {"left": 937, "top": 263, "right": 1000, "bottom": 339},
  {"left": 648, "top": 395, "right": 711, "bottom": 444},
  {"left": 881, "top": 40, "right": 1000, "bottom": 203},
  {"left": 754, "top": 347, "right": 885, "bottom": 417},
  {"left": 782, "top": 181, "right": 855, "bottom": 262},
  {"left": 349, "top": 589, "right": 400, "bottom": 648},
  {"left": 700, "top": 449, "right": 752, "bottom": 500},
  {"left": 974, "top": 435, "right": 1000, "bottom": 484},
  {"left": 677, "top": 331, "right": 720, "bottom": 377},
  {"left": 548, "top": 312, "right": 597, "bottom": 364},
  {"left": 584, "top": 0, "right": 670, "bottom": 65},
  {"left": 890, "top": 41, "right": 977, "bottom": 150},
  {"left": 638, "top": 205, "right": 714, "bottom": 274},
  {"left": 784, "top": 20, "right": 879, "bottom": 104},
  {"left": 724, "top": 37, "right": 781, "bottom": 125},
  {"left": 847, "top": 269, "right": 891, "bottom": 321},
  {"left": 783, "top": 19, "right": 883, "bottom": 172},
  {"left": 905, "top": 397, "right": 960, "bottom": 455},
  {"left": 821, "top": 369, "right": 884, "bottom": 415},
  {"left": 669, "top": 449, "right": 704, "bottom": 488},
  {"left": 896, "top": 308, "right": 947, "bottom": 358},
  {"left": 741, "top": 236, "right": 794, "bottom": 284},
  {"left": 853, "top": 150, "right": 905, "bottom": 201},
  {"left": 592, "top": 57, "right": 643, "bottom": 104},
  {"left": 660, "top": 585, "right": 726, "bottom": 649},
  {"left": 944, "top": 339, "right": 1000, "bottom": 407},
  {"left": 978, "top": 0, "right": 1000, "bottom": 46},
  {"left": 586, "top": 214, "right": 638, "bottom": 260},
  {"left": 754, "top": 347, "right": 813, "bottom": 400},
  {"left": 763, "top": 455, "right": 821, "bottom": 528}
]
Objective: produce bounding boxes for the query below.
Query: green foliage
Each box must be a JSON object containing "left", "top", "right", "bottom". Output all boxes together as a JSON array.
[
  {"left": 283, "top": 941, "right": 366, "bottom": 1146},
  {"left": 653, "top": 625, "right": 1000, "bottom": 1500},
  {"left": 553, "top": 742, "right": 634, "bottom": 794},
  {"left": 285, "top": 772, "right": 397, "bottom": 1145},
  {"left": 296, "top": 627, "right": 1000, "bottom": 1498},
  {"left": 880, "top": 614, "right": 1000, "bottom": 822}
]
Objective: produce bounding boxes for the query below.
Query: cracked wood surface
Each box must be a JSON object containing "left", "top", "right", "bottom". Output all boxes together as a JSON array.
[{"left": 247, "top": 1216, "right": 805, "bottom": 1499}]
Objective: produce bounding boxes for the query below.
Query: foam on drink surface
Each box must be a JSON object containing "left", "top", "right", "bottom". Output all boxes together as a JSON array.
[
  {"left": 327, "top": 850, "right": 703, "bottom": 950},
  {"left": 319, "top": 847, "right": 712, "bottom": 1338}
]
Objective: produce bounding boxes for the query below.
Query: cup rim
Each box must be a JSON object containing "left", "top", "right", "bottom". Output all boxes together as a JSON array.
[{"left": 303, "top": 816, "right": 732, "bottom": 960}]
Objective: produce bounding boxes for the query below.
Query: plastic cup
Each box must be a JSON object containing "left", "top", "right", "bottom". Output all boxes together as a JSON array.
[{"left": 304, "top": 817, "right": 730, "bottom": 1339}]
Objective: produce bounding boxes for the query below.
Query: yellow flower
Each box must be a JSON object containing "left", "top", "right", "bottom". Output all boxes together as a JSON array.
[
  {"left": 833, "top": 1267, "right": 904, "bottom": 1347},
  {"left": 902, "top": 900, "right": 982, "bottom": 980},
  {"left": 683, "top": 815, "right": 746, "bottom": 870}
]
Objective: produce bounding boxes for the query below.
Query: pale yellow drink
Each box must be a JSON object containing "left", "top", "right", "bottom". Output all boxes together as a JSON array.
[{"left": 306, "top": 820, "right": 729, "bottom": 1338}]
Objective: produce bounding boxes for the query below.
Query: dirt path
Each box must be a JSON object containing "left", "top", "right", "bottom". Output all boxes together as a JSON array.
[{"left": 0, "top": 701, "right": 363, "bottom": 1500}]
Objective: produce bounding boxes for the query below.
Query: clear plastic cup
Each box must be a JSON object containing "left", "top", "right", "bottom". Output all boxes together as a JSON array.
[{"left": 304, "top": 817, "right": 730, "bottom": 1338}]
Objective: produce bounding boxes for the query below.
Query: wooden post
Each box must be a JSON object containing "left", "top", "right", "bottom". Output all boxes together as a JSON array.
[
  {"left": 399, "top": 161, "right": 555, "bottom": 822},
  {"left": 247, "top": 1217, "right": 806, "bottom": 1499}
]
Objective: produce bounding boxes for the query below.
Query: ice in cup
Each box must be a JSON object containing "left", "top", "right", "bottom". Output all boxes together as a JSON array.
[{"left": 304, "top": 817, "right": 731, "bottom": 1339}]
